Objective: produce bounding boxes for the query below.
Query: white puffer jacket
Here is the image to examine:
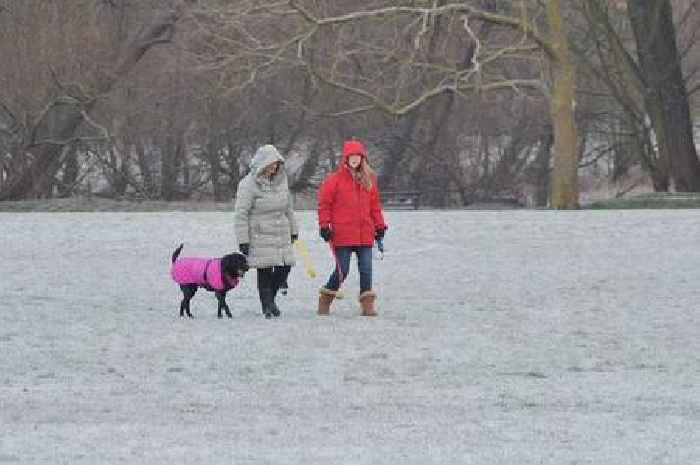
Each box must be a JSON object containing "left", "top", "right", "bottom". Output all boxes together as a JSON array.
[{"left": 234, "top": 145, "right": 298, "bottom": 268}]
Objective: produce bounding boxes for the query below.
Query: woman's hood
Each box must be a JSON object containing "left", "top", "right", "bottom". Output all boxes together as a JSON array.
[
  {"left": 250, "top": 144, "right": 285, "bottom": 178},
  {"left": 341, "top": 140, "right": 368, "bottom": 166}
]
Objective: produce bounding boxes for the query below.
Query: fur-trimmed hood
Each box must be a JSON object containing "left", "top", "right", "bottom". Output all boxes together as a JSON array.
[{"left": 250, "top": 144, "right": 286, "bottom": 187}]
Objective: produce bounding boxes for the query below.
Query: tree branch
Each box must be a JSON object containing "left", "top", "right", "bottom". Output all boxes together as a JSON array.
[{"left": 288, "top": 1, "right": 555, "bottom": 57}]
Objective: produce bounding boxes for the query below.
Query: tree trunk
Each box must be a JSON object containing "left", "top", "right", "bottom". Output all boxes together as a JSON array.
[
  {"left": 534, "top": 131, "right": 553, "bottom": 207},
  {"left": 206, "top": 141, "right": 223, "bottom": 201},
  {"left": 0, "top": 100, "right": 86, "bottom": 200},
  {"left": 116, "top": 151, "right": 130, "bottom": 197},
  {"left": 161, "top": 135, "right": 183, "bottom": 201},
  {"left": 580, "top": 0, "right": 670, "bottom": 192},
  {"left": 226, "top": 137, "right": 242, "bottom": 196},
  {"left": 135, "top": 139, "right": 155, "bottom": 198},
  {"left": 290, "top": 139, "right": 322, "bottom": 192},
  {"left": 58, "top": 144, "right": 79, "bottom": 198},
  {"left": 547, "top": 0, "right": 579, "bottom": 209},
  {"left": 377, "top": 114, "right": 419, "bottom": 191},
  {"left": 377, "top": 0, "right": 448, "bottom": 191},
  {"left": 627, "top": 115, "right": 669, "bottom": 192},
  {"left": 626, "top": 0, "right": 700, "bottom": 191}
]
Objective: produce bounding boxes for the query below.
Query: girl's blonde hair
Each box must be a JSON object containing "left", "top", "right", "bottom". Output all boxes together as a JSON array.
[{"left": 351, "top": 157, "right": 376, "bottom": 190}]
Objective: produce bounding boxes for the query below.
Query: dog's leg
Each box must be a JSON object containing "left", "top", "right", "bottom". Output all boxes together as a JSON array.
[
  {"left": 180, "top": 292, "right": 188, "bottom": 318},
  {"left": 215, "top": 291, "right": 232, "bottom": 319},
  {"left": 180, "top": 285, "right": 197, "bottom": 318}
]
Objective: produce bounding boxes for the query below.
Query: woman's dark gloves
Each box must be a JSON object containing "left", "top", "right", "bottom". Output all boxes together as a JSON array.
[
  {"left": 239, "top": 243, "right": 250, "bottom": 255},
  {"left": 375, "top": 227, "right": 386, "bottom": 241},
  {"left": 319, "top": 226, "right": 332, "bottom": 242}
]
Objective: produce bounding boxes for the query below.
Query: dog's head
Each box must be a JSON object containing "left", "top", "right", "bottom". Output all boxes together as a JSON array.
[{"left": 221, "top": 252, "right": 249, "bottom": 279}]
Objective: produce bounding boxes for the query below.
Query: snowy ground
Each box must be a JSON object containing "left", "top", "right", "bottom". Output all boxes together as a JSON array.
[{"left": 1, "top": 210, "right": 699, "bottom": 464}]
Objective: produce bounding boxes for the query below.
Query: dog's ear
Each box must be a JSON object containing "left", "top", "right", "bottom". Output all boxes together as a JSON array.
[
  {"left": 235, "top": 252, "right": 249, "bottom": 271},
  {"left": 221, "top": 254, "right": 235, "bottom": 274}
]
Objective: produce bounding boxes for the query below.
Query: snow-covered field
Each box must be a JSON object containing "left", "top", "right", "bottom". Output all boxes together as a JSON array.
[{"left": 1, "top": 210, "right": 699, "bottom": 464}]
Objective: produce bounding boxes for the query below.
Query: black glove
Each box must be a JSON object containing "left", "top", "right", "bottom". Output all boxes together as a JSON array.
[
  {"left": 291, "top": 234, "right": 298, "bottom": 243},
  {"left": 375, "top": 227, "right": 386, "bottom": 241},
  {"left": 239, "top": 243, "right": 250, "bottom": 256},
  {"left": 319, "top": 226, "right": 332, "bottom": 242}
]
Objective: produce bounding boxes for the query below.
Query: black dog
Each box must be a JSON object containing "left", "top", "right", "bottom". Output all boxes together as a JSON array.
[{"left": 170, "top": 244, "right": 249, "bottom": 319}]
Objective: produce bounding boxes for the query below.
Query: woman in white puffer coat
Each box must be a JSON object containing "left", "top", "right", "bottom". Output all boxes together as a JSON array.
[{"left": 234, "top": 144, "right": 298, "bottom": 318}]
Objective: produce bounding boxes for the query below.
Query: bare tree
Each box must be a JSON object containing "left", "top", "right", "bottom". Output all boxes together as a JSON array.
[
  {"left": 626, "top": 0, "right": 700, "bottom": 191},
  {"left": 0, "top": 0, "right": 195, "bottom": 200},
  {"left": 190, "top": 0, "right": 580, "bottom": 208},
  {"left": 571, "top": 0, "right": 700, "bottom": 192},
  {"left": 6, "top": 0, "right": 697, "bottom": 204}
]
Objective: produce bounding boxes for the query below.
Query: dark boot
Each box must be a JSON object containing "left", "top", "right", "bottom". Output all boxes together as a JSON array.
[
  {"left": 257, "top": 268, "right": 275, "bottom": 319},
  {"left": 269, "top": 291, "right": 281, "bottom": 317},
  {"left": 258, "top": 286, "right": 274, "bottom": 319},
  {"left": 269, "top": 266, "right": 290, "bottom": 317},
  {"left": 269, "top": 279, "right": 281, "bottom": 317}
]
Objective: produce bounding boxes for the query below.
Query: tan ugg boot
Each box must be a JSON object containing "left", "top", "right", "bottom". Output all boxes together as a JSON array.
[
  {"left": 359, "top": 290, "right": 377, "bottom": 317},
  {"left": 317, "top": 287, "right": 337, "bottom": 316}
]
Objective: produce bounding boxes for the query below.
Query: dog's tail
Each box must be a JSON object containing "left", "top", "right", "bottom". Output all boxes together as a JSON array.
[{"left": 172, "top": 243, "right": 184, "bottom": 263}]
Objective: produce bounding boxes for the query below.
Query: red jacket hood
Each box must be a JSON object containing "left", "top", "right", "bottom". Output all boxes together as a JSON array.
[{"left": 341, "top": 140, "right": 368, "bottom": 166}]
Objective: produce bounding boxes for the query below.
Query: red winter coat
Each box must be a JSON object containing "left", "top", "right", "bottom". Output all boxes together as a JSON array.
[{"left": 318, "top": 141, "right": 387, "bottom": 246}]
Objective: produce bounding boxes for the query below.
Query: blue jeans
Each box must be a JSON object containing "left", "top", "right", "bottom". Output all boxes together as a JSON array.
[{"left": 324, "top": 246, "right": 373, "bottom": 293}]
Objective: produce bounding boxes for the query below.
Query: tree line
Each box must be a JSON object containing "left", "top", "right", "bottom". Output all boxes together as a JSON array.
[{"left": 1, "top": 0, "right": 699, "bottom": 208}]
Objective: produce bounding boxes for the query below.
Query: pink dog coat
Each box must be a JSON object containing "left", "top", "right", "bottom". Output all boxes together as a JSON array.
[{"left": 171, "top": 257, "right": 240, "bottom": 291}]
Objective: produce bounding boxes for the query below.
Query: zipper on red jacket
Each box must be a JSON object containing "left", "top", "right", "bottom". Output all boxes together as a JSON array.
[{"left": 354, "top": 175, "right": 362, "bottom": 244}]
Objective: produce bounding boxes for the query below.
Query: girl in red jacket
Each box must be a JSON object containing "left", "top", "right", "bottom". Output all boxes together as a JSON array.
[{"left": 317, "top": 140, "right": 387, "bottom": 316}]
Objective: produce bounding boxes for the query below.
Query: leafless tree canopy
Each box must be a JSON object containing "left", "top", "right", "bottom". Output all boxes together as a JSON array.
[{"left": 1, "top": 0, "right": 699, "bottom": 205}]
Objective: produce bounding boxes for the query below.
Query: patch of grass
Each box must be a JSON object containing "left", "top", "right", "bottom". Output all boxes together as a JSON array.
[
  {"left": 0, "top": 193, "right": 318, "bottom": 212},
  {"left": 0, "top": 197, "right": 233, "bottom": 212},
  {"left": 586, "top": 192, "right": 700, "bottom": 209}
]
